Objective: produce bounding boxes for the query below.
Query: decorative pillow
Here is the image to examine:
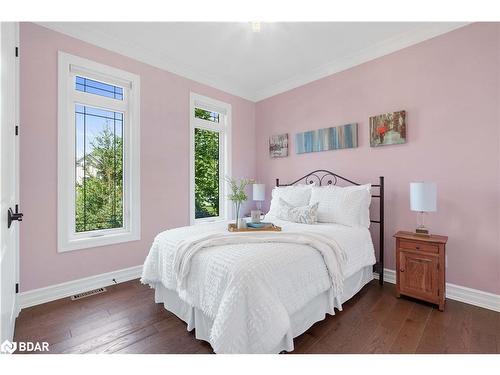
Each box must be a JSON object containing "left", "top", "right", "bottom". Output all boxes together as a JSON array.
[
  {"left": 276, "top": 198, "right": 319, "bottom": 224},
  {"left": 268, "top": 184, "right": 313, "bottom": 217},
  {"left": 310, "top": 184, "right": 371, "bottom": 228}
]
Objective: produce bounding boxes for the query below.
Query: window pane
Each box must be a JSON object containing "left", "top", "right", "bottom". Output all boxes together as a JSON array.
[
  {"left": 75, "top": 76, "right": 124, "bottom": 100},
  {"left": 195, "top": 128, "right": 220, "bottom": 219},
  {"left": 195, "top": 108, "right": 220, "bottom": 123},
  {"left": 75, "top": 105, "right": 124, "bottom": 232}
]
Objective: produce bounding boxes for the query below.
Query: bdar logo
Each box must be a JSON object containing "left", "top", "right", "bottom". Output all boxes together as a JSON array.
[
  {"left": 0, "top": 340, "right": 17, "bottom": 354},
  {"left": 0, "top": 340, "right": 48, "bottom": 353}
]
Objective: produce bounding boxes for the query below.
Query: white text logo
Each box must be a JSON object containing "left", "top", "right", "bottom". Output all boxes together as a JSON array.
[{"left": 0, "top": 340, "right": 49, "bottom": 354}]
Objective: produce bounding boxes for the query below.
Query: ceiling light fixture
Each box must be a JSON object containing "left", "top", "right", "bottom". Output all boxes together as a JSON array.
[{"left": 251, "top": 22, "right": 261, "bottom": 32}]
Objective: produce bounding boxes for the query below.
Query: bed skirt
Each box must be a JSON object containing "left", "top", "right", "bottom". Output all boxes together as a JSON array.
[{"left": 153, "top": 266, "right": 373, "bottom": 353}]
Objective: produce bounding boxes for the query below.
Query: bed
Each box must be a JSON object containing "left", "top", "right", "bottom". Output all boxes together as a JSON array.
[{"left": 141, "top": 170, "right": 385, "bottom": 354}]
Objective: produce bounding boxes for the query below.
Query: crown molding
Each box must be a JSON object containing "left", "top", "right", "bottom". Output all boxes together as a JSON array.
[
  {"left": 35, "top": 22, "right": 256, "bottom": 102},
  {"left": 253, "top": 22, "right": 470, "bottom": 101},
  {"left": 36, "top": 22, "right": 469, "bottom": 103}
]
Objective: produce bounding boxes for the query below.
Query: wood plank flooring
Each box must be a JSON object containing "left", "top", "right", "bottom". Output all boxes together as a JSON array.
[{"left": 13, "top": 279, "right": 500, "bottom": 354}]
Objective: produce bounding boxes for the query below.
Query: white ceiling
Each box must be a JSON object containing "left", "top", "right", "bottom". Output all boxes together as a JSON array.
[{"left": 39, "top": 22, "right": 467, "bottom": 102}]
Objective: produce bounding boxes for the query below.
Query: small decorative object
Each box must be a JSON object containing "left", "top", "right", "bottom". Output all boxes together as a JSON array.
[
  {"left": 295, "top": 123, "right": 358, "bottom": 154},
  {"left": 410, "top": 182, "right": 437, "bottom": 236},
  {"left": 369, "top": 110, "right": 406, "bottom": 147},
  {"left": 269, "top": 134, "right": 288, "bottom": 158},
  {"left": 237, "top": 218, "right": 247, "bottom": 229},
  {"left": 250, "top": 210, "right": 265, "bottom": 224},
  {"left": 226, "top": 177, "right": 254, "bottom": 227}
]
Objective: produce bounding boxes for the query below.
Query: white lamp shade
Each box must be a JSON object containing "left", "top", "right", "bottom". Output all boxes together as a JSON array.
[
  {"left": 410, "top": 182, "right": 437, "bottom": 212},
  {"left": 252, "top": 183, "right": 265, "bottom": 201}
]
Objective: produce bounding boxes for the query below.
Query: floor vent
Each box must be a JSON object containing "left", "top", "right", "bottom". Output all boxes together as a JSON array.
[{"left": 71, "top": 287, "right": 107, "bottom": 301}]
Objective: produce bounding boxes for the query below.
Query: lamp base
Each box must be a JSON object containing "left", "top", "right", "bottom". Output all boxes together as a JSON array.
[
  {"left": 415, "top": 211, "right": 431, "bottom": 236},
  {"left": 415, "top": 227, "right": 430, "bottom": 237}
]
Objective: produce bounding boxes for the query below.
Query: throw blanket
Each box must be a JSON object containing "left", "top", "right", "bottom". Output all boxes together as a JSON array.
[
  {"left": 141, "top": 225, "right": 348, "bottom": 353},
  {"left": 173, "top": 231, "right": 347, "bottom": 295}
]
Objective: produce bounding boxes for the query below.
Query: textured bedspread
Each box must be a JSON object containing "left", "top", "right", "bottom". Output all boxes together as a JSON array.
[{"left": 141, "top": 219, "right": 375, "bottom": 353}]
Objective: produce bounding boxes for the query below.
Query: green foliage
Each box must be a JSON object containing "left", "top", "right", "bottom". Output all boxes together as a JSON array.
[
  {"left": 226, "top": 177, "right": 253, "bottom": 204},
  {"left": 195, "top": 128, "right": 220, "bottom": 219},
  {"left": 226, "top": 177, "right": 254, "bottom": 221},
  {"left": 75, "top": 127, "right": 123, "bottom": 232},
  {"left": 194, "top": 104, "right": 253, "bottom": 220},
  {"left": 195, "top": 108, "right": 219, "bottom": 122}
]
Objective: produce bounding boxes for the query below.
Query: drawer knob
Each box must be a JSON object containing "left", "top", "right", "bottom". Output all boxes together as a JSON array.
[
  {"left": 400, "top": 269, "right": 405, "bottom": 272},
  {"left": 415, "top": 246, "right": 420, "bottom": 250}
]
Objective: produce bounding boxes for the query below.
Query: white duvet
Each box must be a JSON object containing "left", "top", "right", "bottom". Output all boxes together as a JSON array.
[{"left": 141, "top": 218, "right": 376, "bottom": 353}]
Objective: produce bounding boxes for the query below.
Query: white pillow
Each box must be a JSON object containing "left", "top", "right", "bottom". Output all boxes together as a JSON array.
[
  {"left": 268, "top": 184, "right": 313, "bottom": 217},
  {"left": 310, "top": 184, "right": 371, "bottom": 228},
  {"left": 276, "top": 198, "right": 319, "bottom": 224}
]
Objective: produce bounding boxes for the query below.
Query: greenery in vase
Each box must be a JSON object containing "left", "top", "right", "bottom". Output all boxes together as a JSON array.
[{"left": 226, "top": 177, "right": 254, "bottom": 222}]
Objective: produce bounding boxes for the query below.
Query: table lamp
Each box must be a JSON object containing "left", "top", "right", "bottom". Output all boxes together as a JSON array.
[
  {"left": 410, "top": 182, "right": 437, "bottom": 236},
  {"left": 252, "top": 183, "right": 265, "bottom": 211},
  {"left": 251, "top": 183, "right": 266, "bottom": 224}
]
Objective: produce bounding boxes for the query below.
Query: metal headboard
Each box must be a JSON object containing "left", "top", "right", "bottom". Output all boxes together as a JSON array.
[{"left": 275, "top": 170, "right": 385, "bottom": 285}]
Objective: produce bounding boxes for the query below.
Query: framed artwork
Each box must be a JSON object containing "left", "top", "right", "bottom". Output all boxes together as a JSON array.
[
  {"left": 369, "top": 110, "right": 406, "bottom": 147},
  {"left": 295, "top": 123, "right": 358, "bottom": 154},
  {"left": 269, "top": 133, "right": 288, "bottom": 158}
]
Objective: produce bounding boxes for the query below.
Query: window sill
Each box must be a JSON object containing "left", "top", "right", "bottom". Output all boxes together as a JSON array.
[{"left": 58, "top": 230, "right": 140, "bottom": 253}]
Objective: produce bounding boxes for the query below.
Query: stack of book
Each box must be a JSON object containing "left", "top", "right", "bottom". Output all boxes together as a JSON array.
[{"left": 246, "top": 222, "right": 273, "bottom": 229}]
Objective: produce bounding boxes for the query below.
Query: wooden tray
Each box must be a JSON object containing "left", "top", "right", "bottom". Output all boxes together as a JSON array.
[{"left": 228, "top": 223, "right": 282, "bottom": 232}]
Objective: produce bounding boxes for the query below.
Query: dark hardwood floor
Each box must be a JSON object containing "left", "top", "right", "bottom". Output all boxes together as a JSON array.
[{"left": 14, "top": 279, "right": 500, "bottom": 354}]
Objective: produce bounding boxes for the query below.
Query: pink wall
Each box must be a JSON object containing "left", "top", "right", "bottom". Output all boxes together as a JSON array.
[
  {"left": 20, "top": 23, "right": 256, "bottom": 292},
  {"left": 255, "top": 23, "right": 500, "bottom": 294},
  {"left": 21, "top": 22, "right": 500, "bottom": 296}
]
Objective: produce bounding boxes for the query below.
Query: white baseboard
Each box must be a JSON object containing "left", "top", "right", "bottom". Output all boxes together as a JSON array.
[
  {"left": 374, "top": 268, "right": 500, "bottom": 312},
  {"left": 19, "top": 265, "right": 143, "bottom": 309},
  {"left": 19, "top": 265, "right": 500, "bottom": 313},
  {"left": 373, "top": 268, "right": 396, "bottom": 284}
]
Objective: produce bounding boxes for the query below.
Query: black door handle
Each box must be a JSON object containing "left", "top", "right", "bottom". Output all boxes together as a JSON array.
[{"left": 7, "top": 206, "right": 23, "bottom": 228}]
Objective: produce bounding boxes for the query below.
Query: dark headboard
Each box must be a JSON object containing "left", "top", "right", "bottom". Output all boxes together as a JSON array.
[{"left": 276, "top": 170, "right": 384, "bottom": 285}]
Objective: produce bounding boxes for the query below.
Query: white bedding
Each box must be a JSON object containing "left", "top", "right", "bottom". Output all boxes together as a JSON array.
[{"left": 141, "top": 218, "right": 376, "bottom": 353}]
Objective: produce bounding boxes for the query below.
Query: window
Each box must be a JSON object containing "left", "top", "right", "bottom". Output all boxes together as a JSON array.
[
  {"left": 58, "top": 52, "right": 140, "bottom": 252},
  {"left": 194, "top": 108, "right": 219, "bottom": 123},
  {"left": 190, "top": 93, "right": 231, "bottom": 224},
  {"left": 75, "top": 105, "right": 123, "bottom": 232},
  {"left": 75, "top": 76, "right": 124, "bottom": 100}
]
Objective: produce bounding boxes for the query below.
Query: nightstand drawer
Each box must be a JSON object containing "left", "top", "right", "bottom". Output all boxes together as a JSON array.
[{"left": 399, "top": 239, "right": 439, "bottom": 253}]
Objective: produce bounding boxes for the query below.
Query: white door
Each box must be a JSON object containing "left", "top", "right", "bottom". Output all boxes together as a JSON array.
[{"left": 0, "top": 22, "right": 20, "bottom": 344}]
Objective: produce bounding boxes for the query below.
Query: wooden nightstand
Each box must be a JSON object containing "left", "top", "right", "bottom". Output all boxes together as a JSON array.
[{"left": 394, "top": 231, "right": 448, "bottom": 311}]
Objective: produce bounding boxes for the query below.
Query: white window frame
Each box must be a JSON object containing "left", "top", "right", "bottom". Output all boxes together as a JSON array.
[
  {"left": 189, "top": 92, "right": 232, "bottom": 225},
  {"left": 58, "top": 52, "right": 140, "bottom": 252}
]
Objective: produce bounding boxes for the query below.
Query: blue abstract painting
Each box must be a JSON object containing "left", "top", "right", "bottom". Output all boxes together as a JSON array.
[{"left": 295, "top": 123, "right": 358, "bottom": 154}]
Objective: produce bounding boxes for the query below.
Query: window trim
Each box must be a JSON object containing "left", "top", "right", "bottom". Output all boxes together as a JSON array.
[
  {"left": 58, "top": 52, "right": 141, "bottom": 252},
  {"left": 189, "top": 92, "right": 232, "bottom": 225}
]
